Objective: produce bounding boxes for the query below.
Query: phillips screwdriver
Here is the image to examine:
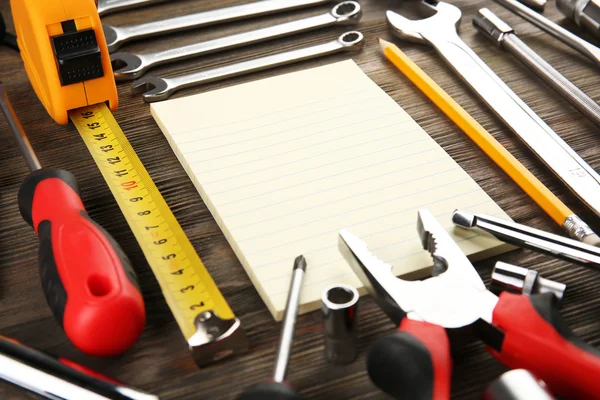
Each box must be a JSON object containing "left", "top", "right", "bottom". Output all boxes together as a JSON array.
[
  {"left": 0, "top": 83, "right": 145, "bottom": 357},
  {"left": 237, "top": 255, "right": 306, "bottom": 400}
]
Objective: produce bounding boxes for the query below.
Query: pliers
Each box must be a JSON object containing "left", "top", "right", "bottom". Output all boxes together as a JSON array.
[{"left": 338, "top": 209, "right": 600, "bottom": 400}]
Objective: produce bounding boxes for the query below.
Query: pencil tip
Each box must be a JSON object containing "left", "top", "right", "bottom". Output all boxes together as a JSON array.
[
  {"left": 294, "top": 255, "right": 307, "bottom": 271},
  {"left": 379, "top": 38, "right": 391, "bottom": 53}
]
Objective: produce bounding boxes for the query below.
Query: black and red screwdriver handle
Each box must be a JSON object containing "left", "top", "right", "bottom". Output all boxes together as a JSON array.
[
  {"left": 489, "top": 292, "right": 600, "bottom": 400},
  {"left": 18, "top": 169, "right": 145, "bottom": 357},
  {"left": 367, "top": 318, "right": 451, "bottom": 400}
]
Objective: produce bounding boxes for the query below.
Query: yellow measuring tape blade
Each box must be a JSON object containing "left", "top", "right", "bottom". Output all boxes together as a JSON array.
[{"left": 70, "top": 103, "right": 247, "bottom": 364}]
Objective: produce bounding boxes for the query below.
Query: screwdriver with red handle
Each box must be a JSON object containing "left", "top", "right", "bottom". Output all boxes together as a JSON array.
[{"left": 0, "top": 83, "right": 145, "bottom": 357}]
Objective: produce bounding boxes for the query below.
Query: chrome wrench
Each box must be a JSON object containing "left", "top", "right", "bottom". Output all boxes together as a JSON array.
[
  {"left": 111, "top": 1, "right": 361, "bottom": 80},
  {"left": 97, "top": 0, "right": 171, "bottom": 17},
  {"left": 132, "top": 30, "right": 364, "bottom": 102},
  {"left": 387, "top": 2, "right": 600, "bottom": 230},
  {"left": 103, "top": 0, "right": 338, "bottom": 52}
]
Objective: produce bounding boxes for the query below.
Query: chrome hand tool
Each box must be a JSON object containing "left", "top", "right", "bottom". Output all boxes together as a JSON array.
[
  {"left": 111, "top": 1, "right": 361, "bottom": 81},
  {"left": 557, "top": 0, "right": 600, "bottom": 42},
  {"left": 387, "top": 2, "right": 600, "bottom": 231},
  {"left": 483, "top": 370, "right": 555, "bottom": 400},
  {"left": 97, "top": 0, "right": 171, "bottom": 17},
  {"left": 104, "top": 0, "right": 338, "bottom": 52},
  {"left": 132, "top": 30, "right": 364, "bottom": 102},
  {"left": 339, "top": 209, "right": 600, "bottom": 400},
  {"left": 490, "top": 0, "right": 600, "bottom": 68},
  {"left": 474, "top": 9, "right": 600, "bottom": 128},
  {"left": 0, "top": 335, "right": 159, "bottom": 400},
  {"left": 491, "top": 262, "right": 567, "bottom": 302},
  {"left": 321, "top": 284, "right": 360, "bottom": 365},
  {"left": 517, "top": 0, "right": 547, "bottom": 11},
  {"left": 453, "top": 209, "right": 600, "bottom": 270},
  {"left": 236, "top": 256, "right": 306, "bottom": 400}
]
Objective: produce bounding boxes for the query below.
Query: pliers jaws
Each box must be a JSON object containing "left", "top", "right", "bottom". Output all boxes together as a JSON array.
[{"left": 339, "top": 209, "right": 497, "bottom": 329}]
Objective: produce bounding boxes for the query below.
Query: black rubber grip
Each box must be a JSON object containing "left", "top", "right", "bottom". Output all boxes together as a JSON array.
[
  {"left": 367, "top": 332, "right": 434, "bottom": 400},
  {"left": 18, "top": 169, "right": 80, "bottom": 226},
  {"left": 531, "top": 293, "right": 600, "bottom": 357},
  {"left": 236, "top": 382, "right": 303, "bottom": 400}
]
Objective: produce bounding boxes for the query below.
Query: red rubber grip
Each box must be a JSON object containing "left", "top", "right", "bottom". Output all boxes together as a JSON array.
[
  {"left": 489, "top": 292, "right": 600, "bottom": 399},
  {"left": 400, "top": 319, "right": 452, "bottom": 400},
  {"left": 20, "top": 170, "right": 145, "bottom": 356}
]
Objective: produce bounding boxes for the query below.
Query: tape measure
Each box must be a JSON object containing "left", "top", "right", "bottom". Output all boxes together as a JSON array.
[{"left": 70, "top": 103, "right": 248, "bottom": 366}]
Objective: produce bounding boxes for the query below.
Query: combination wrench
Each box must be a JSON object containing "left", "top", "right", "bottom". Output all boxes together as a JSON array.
[
  {"left": 97, "top": 0, "right": 171, "bottom": 17},
  {"left": 386, "top": 1, "right": 600, "bottom": 235},
  {"left": 132, "top": 30, "right": 364, "bottom": 102},
  {"left": 111, "top": 1, "right": 362, "bottom": 81},
  {"left": 103, "top": 0, "right": 338, "bottom": 52}
]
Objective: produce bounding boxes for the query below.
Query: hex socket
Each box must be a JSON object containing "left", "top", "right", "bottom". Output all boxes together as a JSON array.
[{"left": 321, "top": 284, "right": 359, "bottom": 365}]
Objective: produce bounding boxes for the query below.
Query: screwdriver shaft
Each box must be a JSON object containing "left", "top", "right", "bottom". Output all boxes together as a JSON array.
[
  {"left": 0, "top": 87, "right": 41, "bottom": 171},
  {"left": 273, "top": 255, "right": 306, "bottom": 383}
]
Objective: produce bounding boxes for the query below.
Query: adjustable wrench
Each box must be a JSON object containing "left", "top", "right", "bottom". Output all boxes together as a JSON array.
[
  {"left": 111, "top": 1, "right": 361, "bottom": 80},
  {"left": 103, "top": 0, "right": 338, "bottom": 52},
  {"left": 132, "top": 30, "right": 364, "bottom": 102},
  {"left": 387, "top": 2, "right": 600, "bottom": 232},
  {"left": 97, "top": 0, "right": 171, "bottom": 17}
]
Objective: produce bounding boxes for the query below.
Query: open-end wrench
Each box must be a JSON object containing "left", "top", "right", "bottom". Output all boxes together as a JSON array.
[
  {"left": 386, "top": 1, "right": 600, "bottom": 234},
  {"left": 103, "top": 0, "right": 338, "bottom": 52},
  {"left": 97, "top": 0, "right": 171, "bottom": 17},
  {"left": 491, "top": 0, "right": 600, "bottom": 68},
  {"left": 111, "top": 1, "right": 361, "bottom": 81},
  {"left": 132, "top": 30, "right": 364, "bottom": 102}
]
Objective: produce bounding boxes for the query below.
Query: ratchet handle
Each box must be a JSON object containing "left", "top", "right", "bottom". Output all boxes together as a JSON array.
[
  {"left": 367, "top": 319, "right": 451, "bottom": 400},
  {"left": 489, "top": 292, "right": 600, "bottom": 399},
  {"left": 18, "top": 169, "right": 145, "bottom": 357}
]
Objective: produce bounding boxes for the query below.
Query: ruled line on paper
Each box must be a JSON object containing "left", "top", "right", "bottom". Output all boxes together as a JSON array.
[
  {"left": 150, "top": 59, "right": 514, "bottom": 320},
  {"left": 243, "top": 186, "right": 485, "bottom": 269},
  {"left": 254, "top": 201, "right": 505, "bottom": 287},
  {"left": 169, "top": 88, "right": 372, "bottom": 136}
]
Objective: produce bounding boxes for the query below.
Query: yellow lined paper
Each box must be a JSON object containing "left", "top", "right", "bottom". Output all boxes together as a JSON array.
[{"left": 150, "top": 60, "right": 514, "bottom": 320}]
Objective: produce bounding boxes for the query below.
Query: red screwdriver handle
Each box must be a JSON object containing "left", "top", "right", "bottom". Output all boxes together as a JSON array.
[
  {"left": 367, "top": 319, "right": 451, "bottom": 400},
  {"left": 18, "top": 168, "right": 145, "bottom": 357},
  {"left": 489, "top": 292, "right": 600, "bottom": 399}
]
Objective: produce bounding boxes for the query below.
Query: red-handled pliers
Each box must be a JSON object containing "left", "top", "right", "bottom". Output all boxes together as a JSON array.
[{"left": 338, "top": 209, "right": 600, "bottom": 400}]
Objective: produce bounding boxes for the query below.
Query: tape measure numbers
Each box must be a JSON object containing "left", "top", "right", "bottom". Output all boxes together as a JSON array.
[{"left": 70, "top": 103, "right": 248, "bottom": 365}]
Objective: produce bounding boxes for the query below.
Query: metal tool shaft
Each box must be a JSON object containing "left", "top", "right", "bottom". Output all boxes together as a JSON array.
[
  {"left": 474, "top": 9, "right": 600, "bottom": 128},
  {"left": 0, "top": 335, "right": 158, "bottom": 400},
  {"left": 97, "top": 0, "right": 170, "bottom": 16},
  {"left": 517, "top": 0, "right": 547, "bottom": 11},
  {"left": 452, "top": 210, "right": 600, "bottom": 269},
  {"left": 483, "top": 370, "right": 555, "bottom": 400},
  {"left": 0, "top": 86, "right": 41, "bottom": 171},
  {"left": 557, "top": 0, "right": 600, "bottom": 42},
  {"left": 132, "top": 31, "right": 364, "bottom": 102},
  {"left": 491, "top": 0, "right": 600, "bottom": 68},
  {"left": 273, "top": 255, "right": 306, "bottom": 383},
  {"left": 103, "top": 0, "right": 337, "bottom": 52},
  {"left": 112, "top": 1, "right": 361, "bottom": 80}
]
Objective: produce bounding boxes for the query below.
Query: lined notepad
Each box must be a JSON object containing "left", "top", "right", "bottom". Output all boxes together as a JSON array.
[{"left": 151, "top": 60, "right": 514, "bottom": 320}]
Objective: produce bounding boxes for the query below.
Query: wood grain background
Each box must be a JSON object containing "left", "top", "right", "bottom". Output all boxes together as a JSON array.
[{"left": 1, "top": 0, "right": 599, "bottom": 398}]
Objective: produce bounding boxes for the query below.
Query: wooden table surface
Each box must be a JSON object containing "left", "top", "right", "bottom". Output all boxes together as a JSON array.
[{"left": 1, "top": 0, "right": 600, "bottom": 398}]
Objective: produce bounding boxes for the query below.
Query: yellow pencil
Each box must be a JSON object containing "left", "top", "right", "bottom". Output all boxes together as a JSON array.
[{"left": 379, "top": 38, "right": 600, "bottom": 245}]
